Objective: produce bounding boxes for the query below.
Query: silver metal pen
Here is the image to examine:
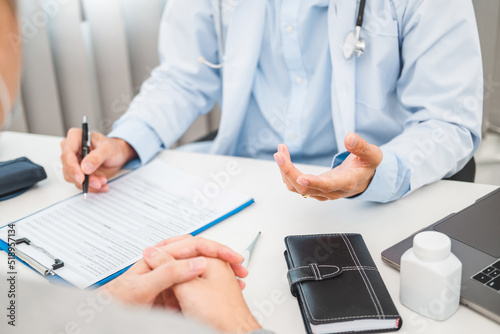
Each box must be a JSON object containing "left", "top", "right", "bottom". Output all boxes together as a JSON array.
[{"left": 241, "top": 231, "right": 261, "bottom": 269}]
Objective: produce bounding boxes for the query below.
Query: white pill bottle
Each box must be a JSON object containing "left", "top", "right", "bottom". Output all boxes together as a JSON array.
[{"left": 399, "top": 231, "right": 462, "bottom": 321}]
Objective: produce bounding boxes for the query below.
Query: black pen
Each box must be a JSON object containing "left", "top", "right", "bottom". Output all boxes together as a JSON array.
[{"left": 82, "top": 116, "right": 90, "bottom": 199}]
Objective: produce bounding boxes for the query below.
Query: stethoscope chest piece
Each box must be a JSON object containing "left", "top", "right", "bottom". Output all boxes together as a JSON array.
[
  {"left": 343, "top": 28, "right": 366, "bottom": 60},
  {"left": 343, "top": 0, "right": 367, "bottom": 60}
]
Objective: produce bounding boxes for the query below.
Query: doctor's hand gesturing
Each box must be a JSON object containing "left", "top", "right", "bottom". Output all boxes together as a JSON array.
[
  {"left": 60, "top": 129, "right": 137, "bottom": 193},
  {"left": 274, "top": 132, "right": 383, "bottom": 201}
]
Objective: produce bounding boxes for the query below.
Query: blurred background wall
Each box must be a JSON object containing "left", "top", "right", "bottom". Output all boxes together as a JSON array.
[{"left": 9, "top": 0, "right": 220, "bottom": 146}]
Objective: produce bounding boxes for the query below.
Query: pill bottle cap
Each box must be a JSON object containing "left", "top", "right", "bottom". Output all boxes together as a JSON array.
[{"left": 413, "top": 231, "right": 451, "bottom": 261}]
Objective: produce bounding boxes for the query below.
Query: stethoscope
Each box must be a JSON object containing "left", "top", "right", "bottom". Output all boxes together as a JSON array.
[
  {"left": 198, "top": 0, "right": 367, "bottom": 69},
  {"left": 343, "top": 0, "right": 367, "bottom": 59}
]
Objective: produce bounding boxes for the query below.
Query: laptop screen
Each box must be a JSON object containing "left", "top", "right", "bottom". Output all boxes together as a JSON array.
[{"left": 434, "top": 188, "right": 500, "bottom": 258}]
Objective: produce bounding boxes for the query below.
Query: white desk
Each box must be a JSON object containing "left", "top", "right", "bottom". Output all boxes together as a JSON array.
[{"left": 0, "top": 131, "right": 499, "bottom": 333}]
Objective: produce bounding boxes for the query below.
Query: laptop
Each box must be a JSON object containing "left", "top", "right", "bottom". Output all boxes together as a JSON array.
[{"left": 382, "top": 188, "right": 500, "bottom": 324}]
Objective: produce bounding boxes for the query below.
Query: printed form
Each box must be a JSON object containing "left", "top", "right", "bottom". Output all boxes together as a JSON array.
[{"left": 0, "top": 160, "right": 253, "bottom": 289}]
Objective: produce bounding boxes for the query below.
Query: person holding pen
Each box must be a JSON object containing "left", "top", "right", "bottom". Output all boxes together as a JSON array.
[
  {"left": 60, "top": 0, "right": 482, "bottom": 203},
  {"left": 1, "top": 3, "right": 271, "bottom": 333}
]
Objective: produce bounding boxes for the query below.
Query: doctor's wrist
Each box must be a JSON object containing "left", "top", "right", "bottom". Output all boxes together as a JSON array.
[{"left": 114, "top": 138, "right": 138, "bottom": 164}]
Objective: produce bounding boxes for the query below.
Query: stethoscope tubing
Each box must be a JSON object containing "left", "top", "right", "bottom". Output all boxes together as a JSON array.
[{"left": 199, "top": 0, "right": 367, "bottom": 68}]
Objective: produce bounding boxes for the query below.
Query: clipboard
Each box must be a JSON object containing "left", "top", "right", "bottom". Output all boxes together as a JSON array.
[
  {"left": 0, "top": 159, "right": 254, "bottom": 289},
  {"left": 0, "top": 197, "right": 254, "bottom": 289},
  {"left": 0, "top": 236, "right": 141, "bottom": 288}
]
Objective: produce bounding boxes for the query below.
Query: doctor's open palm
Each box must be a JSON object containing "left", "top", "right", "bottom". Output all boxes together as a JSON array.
[
  {"left": 60, "top": 129, "right": 138, "bottom": 193},
  {"left": 274, "top": 132, "right": 383, "bottom": 201}
]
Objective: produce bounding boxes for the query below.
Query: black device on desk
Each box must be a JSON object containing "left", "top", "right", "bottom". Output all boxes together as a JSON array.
[
  {"left": 382, "top": 188, "right": 500, "bottom": 324},
  {"left": 0, "top": 157, "right": 47, "bottom": 201}
]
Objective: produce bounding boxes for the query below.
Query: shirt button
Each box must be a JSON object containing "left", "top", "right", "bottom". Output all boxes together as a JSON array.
[
  {"left": 295, "top": 76, "right": 303, "bottom": 84},
  {"left": 289, "top": 133, "right": 297, "bottom": 140},
  {"left": 286, "top": 25, "right": 294, "bottom": 33}
]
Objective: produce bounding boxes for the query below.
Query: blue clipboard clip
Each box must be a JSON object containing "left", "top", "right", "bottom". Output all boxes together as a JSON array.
[{"left": 15, "top": 238, "right": 64, "bottom": 276}]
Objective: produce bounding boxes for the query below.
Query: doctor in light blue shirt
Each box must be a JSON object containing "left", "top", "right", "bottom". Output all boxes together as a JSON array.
[{"left": 61, "top": 0, "right": 483, "bottom": 203}]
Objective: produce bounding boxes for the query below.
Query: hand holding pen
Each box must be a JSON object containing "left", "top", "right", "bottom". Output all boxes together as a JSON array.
[{"left": 60, "top": 123, "right": 138, "bottom": 193}]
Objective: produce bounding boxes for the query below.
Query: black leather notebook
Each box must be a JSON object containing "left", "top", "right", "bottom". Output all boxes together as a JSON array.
[{"left": 284, "top": 234, "right": 403, "bottom": 334}]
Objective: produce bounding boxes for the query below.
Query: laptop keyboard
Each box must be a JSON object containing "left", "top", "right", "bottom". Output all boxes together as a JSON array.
[{"left": 472, "top": 260, "right": 500, "bottom": 291}]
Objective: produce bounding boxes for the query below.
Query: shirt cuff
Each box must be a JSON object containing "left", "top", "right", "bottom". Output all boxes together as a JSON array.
[
  {"left": 108, "top": 120, "right": 164, "bottom": 166},
  {"left": 331, "top": 147, "right": 411, "bottom": 203}
]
